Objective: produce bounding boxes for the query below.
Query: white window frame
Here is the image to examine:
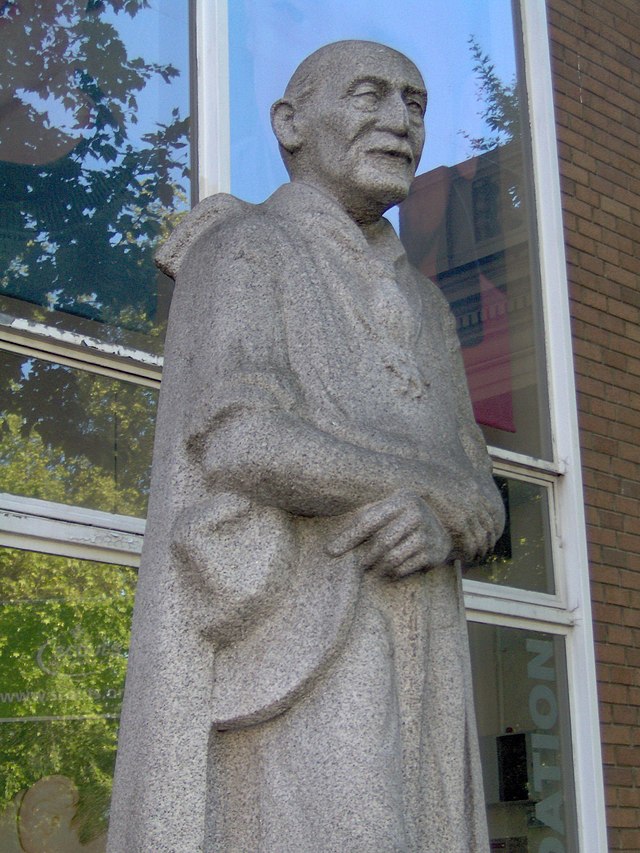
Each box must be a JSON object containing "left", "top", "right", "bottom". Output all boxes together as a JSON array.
[
  {"left": 517, "top": 3, "right": 606, "bottom": 850},
  {"left": 0, "top": 1, "right": 606, "bottom": 850}
]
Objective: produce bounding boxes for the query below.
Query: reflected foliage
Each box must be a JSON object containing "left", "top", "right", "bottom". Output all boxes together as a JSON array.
[
  {"left": 0, "top": 0, "right": 189, "bottom": 340},
  {"left": 465, "top": 478, "right": 553, "bottom": 594},
  {"left": 461, "top": 36, "right": 524, "bottom": 211},
  {"left": 0, "top": 351, "right": 157, "bottom": 516},
  {"left": 0, "top": 547, "right": 136, "bottom": 843},
  {"left": 462, "top": 36, "right": 521, "bottom": 154}
]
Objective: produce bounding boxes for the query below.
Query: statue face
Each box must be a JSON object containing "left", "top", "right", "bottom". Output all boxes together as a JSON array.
[{"left": 295, "top": 45, "right": 426, "bottom": 221}]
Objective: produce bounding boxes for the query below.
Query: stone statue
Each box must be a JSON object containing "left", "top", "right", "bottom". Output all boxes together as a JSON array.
[{"left": 107, "top": 40, "right": 505, "bottom": 853}]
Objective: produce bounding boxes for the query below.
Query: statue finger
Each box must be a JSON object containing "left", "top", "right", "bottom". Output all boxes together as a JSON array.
[
  {"left": 360, "top": 513, "right": 424, "bottom": 567},
  {"left": 376, "top": 524, "right": 451, "bottom": 575},
  {"left": 385, "top": 551, "right": 432, "bottom": 579},
  {"left": 325, "top": 498, "right": 406, "bottom": 556}
]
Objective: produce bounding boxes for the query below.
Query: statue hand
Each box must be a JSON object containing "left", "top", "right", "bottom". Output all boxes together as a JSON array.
[
  {"left": 326, "top": 490, "right": 452, "bottom": 578},
  {"left": 426, "top": 477, "right": 505, "bottom": 563}
]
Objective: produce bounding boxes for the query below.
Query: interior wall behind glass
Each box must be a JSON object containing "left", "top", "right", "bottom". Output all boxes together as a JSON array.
[
  {"left": 469, "top": 622, "right": 579, "bottom": 852},
  {"left": 0, "top": 0, "right": 191, "bottom": 353},
  {"left": 465, "top": 476, "right": 556, "bottom": 594},
  {"left": 228, "top": 0, "right": 553, "bottom": 459}
]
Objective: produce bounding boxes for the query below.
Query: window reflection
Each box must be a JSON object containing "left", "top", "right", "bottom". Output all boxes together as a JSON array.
[
  {"left": 399, "top": 31, "right": 552, "bottom": 459},
  {"left": 0, "top": 547, "right": 136, "bottom": 849},
  {"left": 0, "top": 0, "right": 190, "bottom": 351},
  {"left": 400, "top": 140, "right": 551, "bottom": 460},
  {"left": 0, "top": 350, "right": 157, "bottom": 516},
  {"left": 228, "top": 0, "right": 552, "bottom": 460},
  {"left": 465, "top": 476, "right": 555, "bottom": 595},
  {"left": 469, "top": 623, "right": 578, "bottom": 852}
]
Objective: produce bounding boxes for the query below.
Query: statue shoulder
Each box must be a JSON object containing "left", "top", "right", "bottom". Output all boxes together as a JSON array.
[
  {"left": 155, "top": 191, "right": 295, "bottom": 281},
  {"left": 155, "top": 193, "right": 254, "bottom": 280}
]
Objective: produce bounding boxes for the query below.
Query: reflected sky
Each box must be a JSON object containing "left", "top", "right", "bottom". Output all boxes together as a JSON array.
[
  {"left": 229, "top": 0, "right": 517, "bottom": 208},
  {"left": 4, "top": 0, "right": 191, "bottom": 160},
  {"left": 0, "top": 0, "right": 190, "bottom": 338},
  {"left": 100, "top": 0, "right": 191, "bottom": 149}
]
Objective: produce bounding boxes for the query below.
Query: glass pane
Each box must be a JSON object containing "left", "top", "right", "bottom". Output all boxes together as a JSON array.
[
  {"left": 465, "top": 476, "right": 555, "bottom": 594},
  {"left": 228, "top": 0, "right": 552, "bottom": 459},
  {"left": 0, "top": 547, "right": 135, "bottom": 849},
  {"left": 0, "top": 0, "right": 191, "bottom": 354},
  {"left": 469, "top": 623, "right": 578, "bottom": 852},
  {"left": 0, "top": 349, "right": 157, "bottom": 517}
]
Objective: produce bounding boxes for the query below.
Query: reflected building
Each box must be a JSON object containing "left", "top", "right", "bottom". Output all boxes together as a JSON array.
[{"left": 400, "top": 140, "right": 548, "bottom": 457}]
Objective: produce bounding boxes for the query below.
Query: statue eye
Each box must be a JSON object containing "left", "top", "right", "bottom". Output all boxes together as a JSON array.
[
  {"left": 405, "top": 97, "right": 426, "bottom": 117},
  {"left": 350, "top": 84, "right": 381, "bottom": 109}
]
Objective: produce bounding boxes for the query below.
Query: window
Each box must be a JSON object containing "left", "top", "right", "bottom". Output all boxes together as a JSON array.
[
  {"left": 227, "top": 0, "right": 552, "bottom": 460},
  {"left": 0, "top": 0, "right": 189, "bottom": 847},
  {"left": 0, "top": 547, "right": 136, "bottom": 846},
  {"left": 0, "top": 2, "right": 605, "bottom": 850},
  {"left": 470, "top": 623, "right": 578, "bottom": 853}
]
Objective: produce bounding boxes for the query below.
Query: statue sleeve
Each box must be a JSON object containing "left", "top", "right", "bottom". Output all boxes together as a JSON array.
[{"left": 166, "top": 217, "right": 302, "bottom": 435}]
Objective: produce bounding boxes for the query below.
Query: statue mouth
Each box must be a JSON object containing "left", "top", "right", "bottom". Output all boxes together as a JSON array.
[{"left": 368, "top": 147, "right": 413, "bottom": 166}]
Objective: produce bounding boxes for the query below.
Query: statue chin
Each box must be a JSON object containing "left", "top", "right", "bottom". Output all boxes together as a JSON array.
[{"left": 342, "top": 166, "right": 416, "bottom": 220}]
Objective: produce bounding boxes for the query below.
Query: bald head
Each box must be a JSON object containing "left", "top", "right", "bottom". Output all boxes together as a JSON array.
[
  {"left": 284, "top": 40, "right": 420, "bottom": 102},
  {"left": 271, "top": 41, "right": 427, "bottom": 223}
]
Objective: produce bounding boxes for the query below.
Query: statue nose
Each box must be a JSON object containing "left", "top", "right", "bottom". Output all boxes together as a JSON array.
[{"left": 380, "top": 93, "right": 411, "bottom": 134}]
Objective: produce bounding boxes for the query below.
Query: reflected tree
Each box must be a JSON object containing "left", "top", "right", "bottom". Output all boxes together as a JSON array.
[
  {"left": 0, "top": 5, "right": 176, "bottom": 831},
  {"left": 0, "top": 353, "right": 157, "bottom": 517},
  {"left": 462, "top": 35, "right": 521, "bottom": 154},
  {"left": 461, "top": 35, "right": 524, "bottom": 212},
  {"left": 0, "top": 0, "right": 189, "bottom": 339},
  {"left": 0, "top": 361, "right": 149, "bottom": 840},
  {"left": 0, "top": 547, "right": 136, "bottom": 843}
]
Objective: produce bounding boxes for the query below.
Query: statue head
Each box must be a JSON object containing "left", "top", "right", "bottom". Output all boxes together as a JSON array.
[{"left": 271, "top": 40, "right": 427, "bottom": 224}]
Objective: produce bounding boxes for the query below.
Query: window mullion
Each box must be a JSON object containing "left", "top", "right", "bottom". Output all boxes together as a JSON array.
[
  {"left": 0, "top": 329, "right": 162, "bottom": 387},
  {"left": 196, "top": 0, "right": 230, "bottom": 199},
  {"left": 0, "top": 514, "right": 142, "bottom": 568}
]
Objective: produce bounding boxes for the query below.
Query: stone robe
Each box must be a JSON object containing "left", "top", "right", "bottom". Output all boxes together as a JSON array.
[{"left": 107, "top": 181, "right": 498, "bottom": 853}]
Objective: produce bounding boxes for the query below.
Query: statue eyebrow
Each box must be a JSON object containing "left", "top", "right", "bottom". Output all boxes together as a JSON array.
[
  {"left": 404, "top": 84, "right": 427, "bottom": 99},
  {"left": 345, "top": 76, "right": 389, "bottom": 94},
  {"left": 344, "top": 76, "right": 427, "bottom": 100}
]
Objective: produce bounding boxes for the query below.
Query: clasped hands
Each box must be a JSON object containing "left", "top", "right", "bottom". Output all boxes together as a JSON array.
[{"left": 326, "top": 487, "right": 502, "bottom": 579}]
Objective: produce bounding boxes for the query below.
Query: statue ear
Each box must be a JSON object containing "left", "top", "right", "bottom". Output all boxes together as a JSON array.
[{"left": 270, "top": 99, "right": 302, "bottom": 153}]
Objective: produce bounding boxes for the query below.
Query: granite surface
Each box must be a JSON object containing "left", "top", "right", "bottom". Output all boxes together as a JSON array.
[{"left": 107, "top": 40, "right": 504, "bottom": 853}]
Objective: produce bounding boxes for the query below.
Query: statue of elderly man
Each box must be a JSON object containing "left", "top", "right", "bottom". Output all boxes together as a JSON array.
[{"left": 108, "top": 40, "right": 504, "bottom": 853}]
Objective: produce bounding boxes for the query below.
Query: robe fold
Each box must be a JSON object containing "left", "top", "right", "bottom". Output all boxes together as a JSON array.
[{"left": 107, "top": 181, "right": 497, "bottom": 853}]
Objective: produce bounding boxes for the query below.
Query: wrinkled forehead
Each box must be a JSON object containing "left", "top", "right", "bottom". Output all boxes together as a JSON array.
[
  {"left": 332, "top": 45, "right": 423, "bottom": 90},
  {"left": 285, "top": 41, "right": 426, "bottom": 103}
]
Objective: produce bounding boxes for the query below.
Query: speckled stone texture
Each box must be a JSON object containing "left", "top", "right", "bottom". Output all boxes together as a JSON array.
[{"left": 107, "top": 41, "right": 504, "bottom": 853}]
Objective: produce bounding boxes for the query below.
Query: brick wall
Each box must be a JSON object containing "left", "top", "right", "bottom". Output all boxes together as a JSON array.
[{"left": 547, "top": 0, "right": 640, "bottom": 848}]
